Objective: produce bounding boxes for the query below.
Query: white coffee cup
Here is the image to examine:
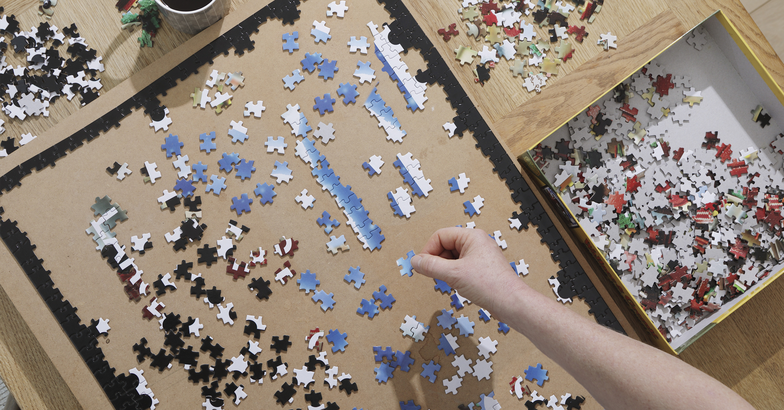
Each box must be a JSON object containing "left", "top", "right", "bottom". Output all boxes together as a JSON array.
[{"left": 154, "top": 0, "right": 231, "bottom": 35}]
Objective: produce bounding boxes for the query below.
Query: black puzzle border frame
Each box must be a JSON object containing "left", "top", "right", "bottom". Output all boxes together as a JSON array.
[{"left": 0, "top": 0, "right": 622, "bottom": 408}]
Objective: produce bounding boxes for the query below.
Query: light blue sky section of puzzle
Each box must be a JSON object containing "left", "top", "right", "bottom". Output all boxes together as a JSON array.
[
  {"left": 363, "top": 86, "right": 405, "bottom": 134},
  {"left": 297, "top": 137, "right": 384, "bottom": 251},
  {"left": 373, "top": 42, "right": 420, "bottom": 112}
]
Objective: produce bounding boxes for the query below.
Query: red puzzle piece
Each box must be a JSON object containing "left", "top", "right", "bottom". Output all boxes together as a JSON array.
[
  {"left": 619, "top": 104, "right": 638, "bottom": 122},
  {"left": 567, "top": 25, "right": 588, "bottom": 43},
  {"left": 702, "top": 131, "right": 719, "bottom": 149},
  {"left": 652, "top": 74, "right": 675, "bottom": 97},
  {"left": 480, "top": 0, "right": 499, "bottom": 15},
  {"left": 626, "top": 175, "right": 641, "bottom": 193},
  {"left": 586, "top": 105, "right": 601, "bottom": 122},
  {"left": 714, "top": 143, "right": 733, "bottom": 163},
  {"left": 580, "top": 2, "right": 596, "bottom": 21},
  {"left": 605, "top": 191, "right": 626, "bottom": 214},
  {"left": 437, "top": 23, "right": 459, "bottom": 42},
  {"left": 226, "top": 257, "right": 250, "bottom": 280},
  {"left": 483, "top": 13, "right": 498, "bottom": 26},
  {"left": 504, "top": 27, "right": 520, "bottom": 38}
]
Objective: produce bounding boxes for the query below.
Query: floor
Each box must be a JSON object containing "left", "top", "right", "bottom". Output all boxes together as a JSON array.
[{"left": 741, "top": 0, "right": 784, "bottom": 60}]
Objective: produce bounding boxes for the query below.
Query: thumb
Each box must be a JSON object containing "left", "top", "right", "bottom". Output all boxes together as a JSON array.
[{"left": 411, "top": 254, "right": 455, "bottom": 282}]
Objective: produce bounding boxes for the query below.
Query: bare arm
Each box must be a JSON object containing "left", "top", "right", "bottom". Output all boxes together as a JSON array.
[{"left": 411, "top": 227, "right": 753, "bottom": 410}]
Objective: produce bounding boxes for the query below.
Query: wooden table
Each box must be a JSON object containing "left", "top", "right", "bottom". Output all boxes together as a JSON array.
[{"left": 1, "top": 0, "right": 783, "bottom": 408}]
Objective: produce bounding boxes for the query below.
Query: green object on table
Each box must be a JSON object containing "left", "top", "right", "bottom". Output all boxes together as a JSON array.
[
  {"left": 138, "top": 30, "right": 153, "bottom": 47},
  {"left": 120, "top": 0, "right": 161, "bottom": 47},
  {"left": 120, "top": 12, "right": 138, "bottom": 24}
]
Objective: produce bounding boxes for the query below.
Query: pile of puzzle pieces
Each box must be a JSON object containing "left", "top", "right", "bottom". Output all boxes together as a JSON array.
[
  {"left": 442, "top": 0, "right": 608, "bottom": 90},
  {"left": 530, "top": 33, "right": 784, "bottom": 343},
  {"left": 0, "top": 11, "right": 105, "bottom": 158}
]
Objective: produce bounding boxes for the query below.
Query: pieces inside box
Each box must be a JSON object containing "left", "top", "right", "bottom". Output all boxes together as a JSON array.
[{"left": 528, "top": 15, "right": 784, "bottom": 351}]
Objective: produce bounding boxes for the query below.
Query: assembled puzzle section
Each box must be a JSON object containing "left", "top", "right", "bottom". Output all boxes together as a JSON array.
[
  {"left": 0, "top": 0, "right": 621, "bottom": 408},
  {"left": 524, "top": 14, "right": 784, "bottom": 352}
]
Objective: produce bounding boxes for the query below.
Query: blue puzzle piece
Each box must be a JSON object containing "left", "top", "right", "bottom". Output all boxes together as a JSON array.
[
  {"left": 235, "top": 159, "right": 256, "bottom": 181},
  {"left": 228, "top": 128, "right": 249, "bottom": 144},
  {"left": 301, "top": 52, "right": 324, "bottom": 73},
  {"left": 524, "top": 363, "right": 549, "bottom": 387},
  {"left": 420, "top": 360, "right": 441, "bottom": 383},
  {"left": 312, "top": 290, "right": 336, "bottom": 311},
  {"left": 192, "top": 161, "right": 208, "bottom": 183},
  {"left": 230, "top": 193, "right": 253, "bottom": 215},
  {"left": 463, "top": 200, "right": 479, "bottom": 217},
  {"left": 161, "top": 134, "right": 183, "bottom": 158},
  {"left": 336, "top": 82, "right": 359, "bottom": 104},
  {"left": 297, "top": 270, "right": 320, "bottom": 294},
  {"left": 283, "top": 69, "right": 305, "bottom": 90},
  {"left": 357, "top": 298, "right": 379, "bottom": 319},
  {"left": 312, "top": 165, "right": 336, "bottom": 184},
  {"left": 399, "top": 400, "right": 421, "bottom": 410},
  {"left": 253, "top": 182, "right": 276, "bottom": 204},
  {"left": 318, "top": 59, "right": 339, "bottom": 80},
  {"left": 374, "top": 362, "right": 395, "bottom": 383},
  {"left": 354, "top": 61, "right": 375, "bottom": 82},
  {"left": 174, "top": 178, "right": 196, "bottom": 197},
  {"left": 387, "top": 191, "right": 405, "bottom": 218},
  {"left": 477, "top": 392, "right": 497, "bottom": 410},
  {"left": 373, "top": 346, "right": 395, "bottom": 362},
  {"left": 434, "top": 279, "right": 452, "bottom": 294},
  {"left": 271, "top": 161, "right": 294, "bottom": 184},
  {"left": 205, "top": 175, "right": 227, "bottom": 195},
  {"left": 455, "top": 315, "right": 475, "bottom": 337},
  {"left": 347, "top": 36, "right": 368, "bottom": 52},
  {"left": 372, "top": 285, "right": 395, "bottom": 310},
  {"left": 296, "top": 137, "right": 328, "bottom": 168},
  {"left": 437, "top": 309, "right": 457, "bottom": 330},
  {"left": 282, "top": 31, "right": 299, "bottom": 53},
  {"left": 218, "top": 152, "right": 241, "bottom": 173},
  {"left": 312, "top": 28, "right": 331, "bottom": 44},
  {"left": 332, "top": 184, "right": 355, "bottom": 205},
  {"left": 317, "top": 211, "right": 341, "bottom": 235},
  {"left": 448, "top": 177, "right": 460, "bottom": 192},
  {"left": 199, "top": 131, "right": 216, "bottom": 153},
  {"left": 498, "top": 322, "right": 510, "bottom": 334},
  {"left": 478, "top": 309, "right": 492, "bottom": 323},
  {"left": 363, "top": 161, "right": 379, "bottom": 177},
  {"left": 293, "top": 113, "right": 313, "bottom": 137},
  {"left": 344, "top": 266, "right": 365, "bottom": 289},
  {"left": 313, "top": 93, "right": 336, "bottom": 115},
  {"left": 437, "top": 334, "right": 456, "bottom": 356},
  {"left": 326, "top": 329, "right": 348, "bottom": 352},
  {"left": 393, "top": 350, "right": 414, "bottom": 372},
  {"left": 397, "top": 250, "right": 415, "bottom": 277},
  {"left": 450, "top": 293, "right": 465, "bottom": 310}
]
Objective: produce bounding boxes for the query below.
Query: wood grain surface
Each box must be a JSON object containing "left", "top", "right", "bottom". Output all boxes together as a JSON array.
[
  {"left": 0, "top": 285, "right": 82, "bottom": 410},
  {"left": 1, "top": 0, "right": 784, "bottom": 409}
]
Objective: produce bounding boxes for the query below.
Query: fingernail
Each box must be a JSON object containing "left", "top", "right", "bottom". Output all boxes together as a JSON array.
[{"left": 411, "top": 255, "right": 421, "bottom": 271}]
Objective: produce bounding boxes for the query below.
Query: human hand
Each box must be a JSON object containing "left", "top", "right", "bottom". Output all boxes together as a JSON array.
[{"left": 411, "top": 227, "right": 525, "bottom": 320}]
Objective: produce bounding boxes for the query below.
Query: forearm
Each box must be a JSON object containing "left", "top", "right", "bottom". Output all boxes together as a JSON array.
[{"left": 496, "top": 280, "right": 753, "bottom": 410}]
